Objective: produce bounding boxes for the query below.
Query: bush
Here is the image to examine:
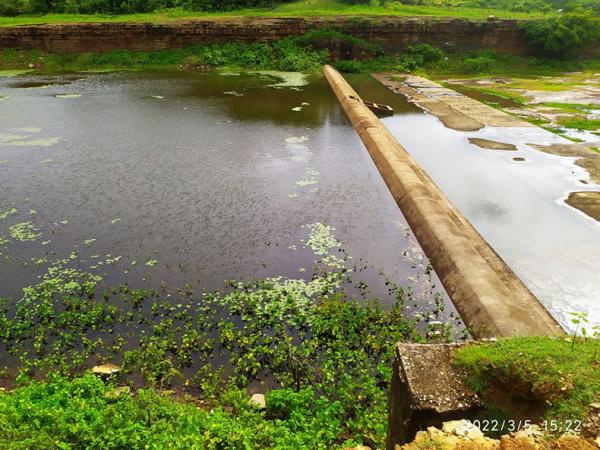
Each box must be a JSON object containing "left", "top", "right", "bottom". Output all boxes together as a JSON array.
[
  {"left": 462, "top": 55, "right": 496, "bottom": 73},
  {"left": 523, "top": 12, "right": 600, "bottom": 57}
]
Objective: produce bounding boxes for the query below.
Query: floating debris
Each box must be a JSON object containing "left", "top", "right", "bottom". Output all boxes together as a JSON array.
[
  {"left": 110, "top": 218, "right": 121, "bottom": 224},
  {"left": 149, "top": 95, "right": 164, "bottom": 100},
  {"left": 291, "top": 106, "right": 303, "bottom": 112},
  {"left": 146, "top": 259, "right": 158, "bottom": 267},
  {"left": 83, "top": 238, "right": 96, "bottom": 245},
  {"left": 222, "top": 91, "right": 244, "bottom": 97}
]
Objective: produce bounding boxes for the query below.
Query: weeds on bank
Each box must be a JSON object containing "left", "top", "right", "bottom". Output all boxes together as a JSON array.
[{"left": 454, "top": 336, "right": 600, "bottom": 425}]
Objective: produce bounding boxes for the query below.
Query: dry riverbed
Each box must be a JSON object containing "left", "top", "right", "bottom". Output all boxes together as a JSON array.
[{"left": 374, "top": 72, "right": 600, "bottom": 223}]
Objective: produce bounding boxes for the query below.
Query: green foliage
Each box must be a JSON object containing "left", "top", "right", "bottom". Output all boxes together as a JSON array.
[
  {"left": 454, "top": 337, "right": 600, "bottom": 423},
  {"left": 0, "top": 374, "right": 347, "bottom": 449},
  {"left": 0, "top": 222, "right": 439, "bottom": 447},
  {"left": 523, "top": 12, "right": 600, "bottom": 57}
]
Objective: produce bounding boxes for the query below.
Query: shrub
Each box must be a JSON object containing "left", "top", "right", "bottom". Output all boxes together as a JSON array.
[{"left": 523, "top": 12, "right": 600, "bottom": 57}]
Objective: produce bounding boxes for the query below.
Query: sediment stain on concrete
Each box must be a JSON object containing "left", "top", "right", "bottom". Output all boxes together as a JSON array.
[
  {"left": 468, "top": 137, "right": 517, "bottom": 151},
  {"left": 566, "top": 191, "right": 600, "bottom": 222},
  {"left": 325, "top": 64, "right": 562, "bottom": 338},
  {"left": 373, "top": 73, "right": 533, "bottom": 130},
  {"left": 374, "top": 72, "right": 600, "bottom": 224}
]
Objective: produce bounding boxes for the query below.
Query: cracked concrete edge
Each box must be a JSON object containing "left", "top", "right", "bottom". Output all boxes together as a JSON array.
[{"left": 324, "top": 65, "right": 563, "bottom": 338}]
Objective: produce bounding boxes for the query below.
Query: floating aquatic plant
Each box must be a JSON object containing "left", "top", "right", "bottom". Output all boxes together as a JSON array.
[
  {"left": 7, "top": 137, "right": 61, "bottom": 147},
  {"left": 0, "top": 208, "right": 17, "bottom": 220},
  {"left": 9, "top": 222, "right": 40, "bottom": 242},
  {"left": 285, "top": 136, "right": 308, "bottom": 145},
  {"left": 295, "top": 178, "right": 318, "bottom": 187},
  {"left": 55, "top": 94, "right": 81, "bottom": 99}
]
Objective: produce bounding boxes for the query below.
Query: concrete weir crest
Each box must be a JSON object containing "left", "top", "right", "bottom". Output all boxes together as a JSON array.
[{"left": 323, "top": 65, "right": 562, "bottom": 338}]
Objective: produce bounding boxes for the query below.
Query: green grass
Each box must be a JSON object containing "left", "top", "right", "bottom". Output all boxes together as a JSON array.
[
  {"left": 0, "top": 0, "right": 553, "bottom": 27},
  {"left": 558, "top": 117, "right": 600, "bottom": 131},
  {"left": 454, "top": 337, "right": 600, "bottom": 423}
]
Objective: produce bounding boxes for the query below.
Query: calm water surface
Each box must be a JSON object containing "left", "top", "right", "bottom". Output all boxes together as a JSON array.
[
  {"left": 0, "top": 71, "right": 450, "bottom": 321},
  {"left": 3, "top": 69, "right": 597, "bottom": 331}
]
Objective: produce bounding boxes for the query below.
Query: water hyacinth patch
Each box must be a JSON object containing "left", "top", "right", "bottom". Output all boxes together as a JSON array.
[
  {"left": 0, "top": 218, "right": 452, "bottom": 448},
  {"left": 8, "top": 222, "right": 40, "bottom": 241}
]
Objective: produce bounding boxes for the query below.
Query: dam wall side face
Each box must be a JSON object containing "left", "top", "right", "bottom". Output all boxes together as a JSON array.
[{"left": 0, "top": 17, "right": 533, "bottom": 55}]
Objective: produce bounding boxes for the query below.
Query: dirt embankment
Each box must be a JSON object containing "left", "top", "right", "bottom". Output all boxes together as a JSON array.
[{"left": 0, "top": 16, "right": 533, "bottom": 55}]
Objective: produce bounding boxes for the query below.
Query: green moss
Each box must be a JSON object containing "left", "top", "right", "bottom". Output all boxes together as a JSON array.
[{"left": 454, "top": 337, "right": 600, "bottom": 423}]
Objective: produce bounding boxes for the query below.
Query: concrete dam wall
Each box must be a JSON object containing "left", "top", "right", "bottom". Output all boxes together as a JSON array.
[{"left": 0, "top": 16, "right": 534, "bottom": 55}]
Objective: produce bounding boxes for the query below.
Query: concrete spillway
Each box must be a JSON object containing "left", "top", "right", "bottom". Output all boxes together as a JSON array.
[{"left": 324, "top": 65, "right": 562, "bottom": 338}]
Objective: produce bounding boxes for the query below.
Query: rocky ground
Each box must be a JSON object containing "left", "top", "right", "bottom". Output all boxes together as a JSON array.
[{"left": 346, "top": 419, "right": 600, "bottom": 449}]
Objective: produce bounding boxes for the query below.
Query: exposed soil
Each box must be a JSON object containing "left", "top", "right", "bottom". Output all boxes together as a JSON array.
[
  {"left": 468, "top": 138, "right": 517, "bottom": 151},
  {"left": 566, "top": 192, "right": 600, "bottom": 221}
]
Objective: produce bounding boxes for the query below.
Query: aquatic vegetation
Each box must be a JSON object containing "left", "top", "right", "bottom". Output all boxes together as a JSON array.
[
  {"left": 295, "top": 178, "right": 318, "bottom": 186},
  {"left": 146, "top": 259, "right": 158, "bottom": 267},
  {"left": 0, "top": 219, "right": 449, "bottom": 448},
  {"left": 0, "top": 70, "right": 31, "bottom": 77},
  {"left": 285, "top": 136, "right": 308, "bottom": 145},
  {"left": 55, "top": 93, "right": 81, "bottom": 99},
  {"left": 0, "top": 95, "right": 8, "bottom": 101},
  {"left": 8, "top": 221, "right": 40, "bottom": 241},
  {"left": 254, "top": 71, "right": 308, "bottom": 88},
  {"left": 6, "top": 137, "right": 61, "bottom": 147},
  {"left": 305, "top": 222, "right": 340, "bottom": 256},
  {"left": 0, "top": 207, "right": 17, "bottom": 219},
  {"left": 16, "top": 127, "right": 42, "bottom": 133}
]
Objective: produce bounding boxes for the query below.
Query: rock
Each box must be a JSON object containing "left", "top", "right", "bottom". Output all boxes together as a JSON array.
[
  {"left": 92, "top": 363, "right": 121, "bottom": 376},
  {"left": 513, "top": 424, "right": 544, "bottom": 441},
  {"left": 250, "top": 393, "right": 266, "bottom": 409},
  {"left": 595, "top": 436, "right": 600, "bottom": 447},
  {"left": 442, "top": 419, "right": 484, "bottom": 439},
  {"left": 104, "top": 386, "right": 131, "bottom": 399}
]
